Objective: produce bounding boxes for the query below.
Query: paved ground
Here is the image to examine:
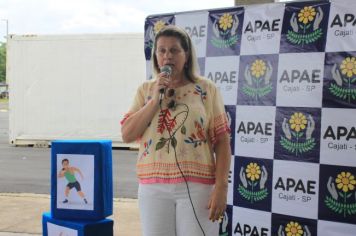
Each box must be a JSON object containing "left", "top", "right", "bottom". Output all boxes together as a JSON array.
[
  {"left": 0, "top": 233, "right": 38, "bottom": 236},
  {"left": 0, "top": 193, "right": 141, "bottom": 236},
  {"left": 0, "top": 145, "right": 139, "bottom": 198},
  {"left": 0, "top": 100, "right": 142, "bottom": 235}
]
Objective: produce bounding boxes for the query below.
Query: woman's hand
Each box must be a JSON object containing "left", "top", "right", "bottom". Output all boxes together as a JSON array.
[
  {"left": 153, "top": 72, "right": 170, "bottom": 102},
  {"left": 121, "top": 71, "right": 171, "bottom": 143},
  {"left": 208, "top": 184, "right": 227, "bottom": 222},
  {"left": 209, "top": 133, "right": 231, "bottom": 222}
]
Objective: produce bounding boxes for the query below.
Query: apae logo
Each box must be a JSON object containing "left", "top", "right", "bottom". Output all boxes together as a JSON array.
[
  {"left": 238, "top": 162, "right": 268, "bottom": 203},
  {"left": 244, "top": 18, "right": 281, "bottom": 42},
  {"left": 323, "top": 124, "right": 356, "bottom": 151},
  {"left": 328, "top": 56, "right": 356, "bottom": 104},
  {"left": 287, "top": 6, "right": 324, "bottom": 46},
  {"left": 207, "top": 70, "right": 237, "bottom": 88},
  {"left": 274, "top": 176, "right": 316, "bottom": 203},
  {"left": 242, "top": 59, "right": 273, "bottom": 100},
  {"left": 185, "top": 25, "right": 206, "bottom": 39},
  {"left": 153, "top": 20, "right": 166, "bottom": 35},
  {"left": 237, "top": 120, "right": 273, "bottom": 144},
  {"left": 145, "top": 20, "right": 171, "bottom": 51},
  {"left": 325, "top": 171, "right": 356, "bottom": 218},
  {"left": 330, "top": 12, "right": 356, "bottom": 37},
  {"left": 280, "top": 112, "right": 316, "bottom": 156},
  {"left": 278, "top": 221, "right": 310, "bottom": 236},
  {"left": 210, "top": 13, "right": 239, "bottom": 48},
  {"left": 279, "top": 64, "right": 321, "bottom": 95},
  {"left": 234, "top": 223, "right": 268, "bottom": 236}
]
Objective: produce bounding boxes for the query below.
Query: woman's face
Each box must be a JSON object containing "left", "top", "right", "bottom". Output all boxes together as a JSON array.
[{"left": 155, "top": 36, "right": 188, "bottom": 78}]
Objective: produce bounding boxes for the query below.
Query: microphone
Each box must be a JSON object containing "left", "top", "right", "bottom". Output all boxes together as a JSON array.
[
  {"left": 159, "top": 65, "right": 172, "bottom": 94},
  {"left": 160, "top": 65, "right": 172, "bottom": 76}
]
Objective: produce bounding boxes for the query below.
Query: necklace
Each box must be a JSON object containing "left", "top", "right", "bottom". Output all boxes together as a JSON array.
[{"left": 169, "top": 78, "right": 190, "bottom": 89}]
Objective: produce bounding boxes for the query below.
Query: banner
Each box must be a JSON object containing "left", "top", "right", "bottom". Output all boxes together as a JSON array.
[{"left": 145, "top": 0, "right": 356, "bottom": 235}]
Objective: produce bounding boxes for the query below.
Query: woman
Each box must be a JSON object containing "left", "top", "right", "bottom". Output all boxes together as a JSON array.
[{"left": 121, "top": 25, "right": 231, "bottom": 236}]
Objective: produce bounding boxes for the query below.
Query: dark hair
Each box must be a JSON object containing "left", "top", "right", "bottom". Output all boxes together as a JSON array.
[
  {"left": 151, "top": 25, "right": 200, "bottom": 83},
  {"left": 62, "top": 159, "right": 69, "bottom": 164}
]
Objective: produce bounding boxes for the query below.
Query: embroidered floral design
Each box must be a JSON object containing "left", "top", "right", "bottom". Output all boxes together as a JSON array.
[
  {"left": 156, "top": 103, "right": 190, "bottom": 152},
  {"left": 194, "top": 85, "right": 207, "bottom": 103},
  {"left": 184, "top": 117, "right": 207, "bottom": 148},
  {"left": 157, "top": 108, "right": 177, "bottom": 134},
  {"left": 140, "top": 139, "right": 152, "bottom": 159},
  {"left": 120, "top": 113, "right": 130, "bottom": 125}
]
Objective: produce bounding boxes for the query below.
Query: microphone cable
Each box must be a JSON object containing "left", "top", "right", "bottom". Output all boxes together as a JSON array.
[
  {"left": 159, "top": 100, "right": 206, "bottom": 236},
  {"left": 159, "top": 88, "right": 165, "bottom": 106}
]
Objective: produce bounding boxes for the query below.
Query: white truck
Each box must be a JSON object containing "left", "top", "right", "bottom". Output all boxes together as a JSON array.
[{"left": 7, "top": 34, "right": 146, "bottom": 147}]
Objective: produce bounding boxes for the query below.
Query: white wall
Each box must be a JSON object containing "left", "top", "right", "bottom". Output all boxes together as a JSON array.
[{"left": 8, "top": 34, "right": 145, "bottom": 146}]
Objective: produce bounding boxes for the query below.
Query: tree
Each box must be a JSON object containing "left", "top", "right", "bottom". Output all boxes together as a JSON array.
[{"left": 0, "top": 42, "right": 6, "bottom": 83}]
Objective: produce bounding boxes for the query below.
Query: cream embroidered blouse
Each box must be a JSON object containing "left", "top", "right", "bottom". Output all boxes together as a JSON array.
[{"left": 121, "top": 77, "right": 230, "bottom": 185}]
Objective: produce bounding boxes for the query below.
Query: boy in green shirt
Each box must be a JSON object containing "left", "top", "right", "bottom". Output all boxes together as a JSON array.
[{"left": 58, "top": 158, "right": 88, "bottom": 204}]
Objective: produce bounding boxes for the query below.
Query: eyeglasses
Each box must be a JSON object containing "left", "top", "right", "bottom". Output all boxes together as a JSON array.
[
  {"left": 165, "top": 88, "right": 176, "bottom": 109},
  {"left": 156, "top": 47, "right": 183, "bottom": 57}
]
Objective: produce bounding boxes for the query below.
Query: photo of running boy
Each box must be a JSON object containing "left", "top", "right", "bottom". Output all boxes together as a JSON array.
[{"left": 58, "top": 158, "right": 88, "bottom": 204}]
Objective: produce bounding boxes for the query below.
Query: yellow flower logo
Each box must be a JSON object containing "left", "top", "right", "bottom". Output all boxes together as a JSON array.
[
  {"left": 336, "top": 172, "right": 356, "bottom": 193},
  {"left": 154, "top": 20, "right": 166, "bottom": 34},
  {"left": 246, "top": 163, "right": 261, "bottom": 181},
  {"left": 285, "top": 221, "right": 304, "bottom": 236},
  {"left": 298, "top": 6, "right": 316, "bottom": 24},
  {"left": 289, "top": 112, "right": 307, "bottom": 132},
  {"left": 251, "top": 59, "right": 266, "bottom": 78},
  {"left": 219, "top": 13, "right": 233, "bottom": 31},
  {"left": 340, "top": 57, "right": 356, "bottom": 78}
]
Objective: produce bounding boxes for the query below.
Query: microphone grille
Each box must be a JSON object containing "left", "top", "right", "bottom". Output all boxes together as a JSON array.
[{"left": 160, "top": 65, "right": 172, "bottom": 75}]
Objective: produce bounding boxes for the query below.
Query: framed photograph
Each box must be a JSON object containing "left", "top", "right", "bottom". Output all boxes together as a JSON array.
[
  {"left": 47, "top": 222, "right": 78, "bottom": 236},
  {"left": 56, "top": 154, "right": 94, "bottom": 210}
]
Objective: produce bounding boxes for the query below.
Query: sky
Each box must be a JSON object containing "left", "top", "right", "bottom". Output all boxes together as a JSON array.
[{"left": 0, "top": 0, "right": 237, "bottom": 42}]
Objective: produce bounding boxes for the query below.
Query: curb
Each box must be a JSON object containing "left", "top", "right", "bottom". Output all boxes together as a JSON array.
[{"left": 0, "top": 193, "right": 137, "bottom": 202}]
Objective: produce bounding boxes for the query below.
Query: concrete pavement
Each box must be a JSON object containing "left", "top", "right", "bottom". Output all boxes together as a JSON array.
[
  {"left": 0, "top": 233, "right": 37, "bottom": 236},
  {"left": 0, "top": 193, "right": 141, "bottom": 236}
]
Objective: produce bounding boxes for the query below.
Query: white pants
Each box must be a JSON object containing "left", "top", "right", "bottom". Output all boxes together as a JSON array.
[{"left": 138, "top": 182, "right": 219, "bottom": 236}]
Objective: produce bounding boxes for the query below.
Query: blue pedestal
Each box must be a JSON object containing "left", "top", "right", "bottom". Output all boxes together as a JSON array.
[
  {"left": 51, "top": 140, "right": 113, "bottom": 220},
  {"left": 42, "top": 212, "right": 113, "bottom": 236}
]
